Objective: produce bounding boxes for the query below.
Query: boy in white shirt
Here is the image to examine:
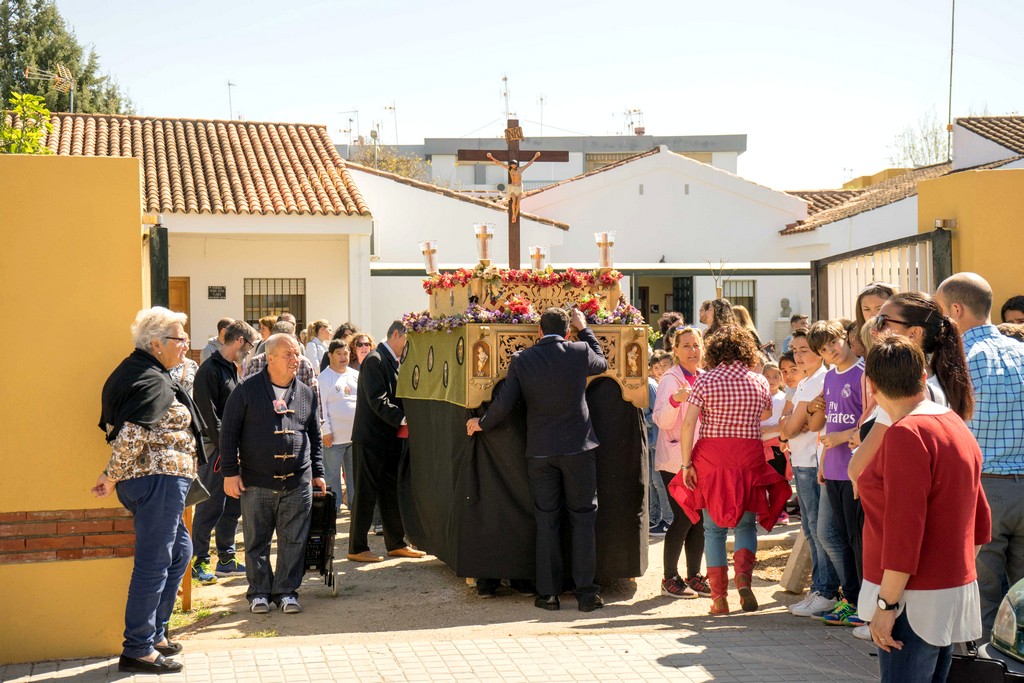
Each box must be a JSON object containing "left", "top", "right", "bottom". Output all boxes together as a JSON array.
[
  {"left": 318, "top": 339, "right": 360, "bottom": 515},
  {"left": 780, "top": 330, "right": 842, "bottom": 617}
]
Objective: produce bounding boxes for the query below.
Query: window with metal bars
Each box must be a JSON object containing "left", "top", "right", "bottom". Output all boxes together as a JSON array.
[
  {"left": 723, "top": 280, "right": 756, "bottom": 320},
  {"left": 243, "top": 278, "right": 306, "bottom": 329}
]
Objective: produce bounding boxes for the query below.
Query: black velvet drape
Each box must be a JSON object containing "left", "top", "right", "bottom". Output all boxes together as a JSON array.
[{"left": 400, "top": 377, "right": 648, "bottom": 580}]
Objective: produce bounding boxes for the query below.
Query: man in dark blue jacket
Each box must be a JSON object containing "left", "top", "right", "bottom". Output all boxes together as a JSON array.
[
  {"left": 191, "top": 320, "right": 258, "bottom": 583},
  {"left": 467, "top": 307, "right": 608, "bottom": 611},
  {"left": 221, "top": 334, "right": 325, "bottom": 615}
]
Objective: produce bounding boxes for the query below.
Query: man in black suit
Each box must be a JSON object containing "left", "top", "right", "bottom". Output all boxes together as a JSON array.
[
  {"left": 467, "top": 307, "right": 608, "bottom": 611},
  {"left": 347, "top": 321, "right": 425, "bottom": 563}
]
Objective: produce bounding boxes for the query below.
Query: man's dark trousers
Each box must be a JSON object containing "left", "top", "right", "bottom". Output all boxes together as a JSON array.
[
  {"left": 190, "top": 449, "right": 242, "bottom": 564},
  {"left": 528, "top": 449, "right": 598, "bottom": 600},
  {"left": 348, "top": 439, "right": 407, "bottom": 554}
]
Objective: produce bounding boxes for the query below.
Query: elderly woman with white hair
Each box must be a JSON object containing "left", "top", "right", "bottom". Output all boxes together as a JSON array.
[{"left": 93, "top": 307, "right": 206, "bottom": 675}]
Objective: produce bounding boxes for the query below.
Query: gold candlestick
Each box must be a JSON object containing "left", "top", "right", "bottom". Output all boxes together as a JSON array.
[
  {"left": 529, "top": 245, "right": 548, "bottom": 271},
  {"left": 474, "top": 223, "right": 494, "bottom": 266},
  {"left": 594, "top": 231, "right": 616, "bottom": 269},
  {"left": 419, "top": 240, "right": 439, "bottom": 275}
]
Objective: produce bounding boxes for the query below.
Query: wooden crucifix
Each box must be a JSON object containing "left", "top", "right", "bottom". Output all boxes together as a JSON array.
[{"left": 457, "top": 119, "right": 569, "bottom": 269}]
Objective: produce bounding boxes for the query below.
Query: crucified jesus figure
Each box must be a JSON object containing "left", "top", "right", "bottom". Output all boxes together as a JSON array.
[{"left": 485, "top": 151, "right": 541, "bottom": 224}]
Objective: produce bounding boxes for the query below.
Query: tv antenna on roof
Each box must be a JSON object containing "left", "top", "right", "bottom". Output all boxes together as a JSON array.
[
  {"left": 227, "top": 81, "right": 237, "bottom": 120},
  {"left": 501, "top": 75, "right": 511, "bottom": 123},
  {"left": 622, "top": 108, "right": 645, "bottom": 136},
  {"left": 25, "top": 64, "right": 75, "bottom": 112}
]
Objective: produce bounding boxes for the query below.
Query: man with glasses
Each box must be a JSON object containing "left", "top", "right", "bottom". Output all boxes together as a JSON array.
[
  {"left": 190, "top": 321, "right": 259, "bottom": 583},
  {"left": 936, "top": 272, "right": 1024, "bottom": 639}
]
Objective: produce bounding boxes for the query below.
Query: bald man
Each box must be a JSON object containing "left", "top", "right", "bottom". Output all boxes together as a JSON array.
[{"left": 936, "top": 272, "right": 1024, "bottom": 639}]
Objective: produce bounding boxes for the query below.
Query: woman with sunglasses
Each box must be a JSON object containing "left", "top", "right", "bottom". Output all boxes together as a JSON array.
[
  {"left": 94, "top": 307, "right": 207, "bottom": 674},
  {"left": 349, "top": 333, "right": 376, "bottom": 371},
  {"left": 850, "top": 292, "right": 974, "bottom": 493}
]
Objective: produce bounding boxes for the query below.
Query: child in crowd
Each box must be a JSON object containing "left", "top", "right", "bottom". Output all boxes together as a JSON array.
[
  {"left": 779, "top": 351, "right": 802, "bottom": 403},
  {"left": 781, "top": 330, "right": 841, "bottom": 619},
  {"left": 807, "top": 320, "right": 865, "bottom": 630},
  {"left": 646, "top": 350, "right": 675, "bottom": 535},
  {"left": 760, "top": 362, "right": 790, "bottom": 523}
]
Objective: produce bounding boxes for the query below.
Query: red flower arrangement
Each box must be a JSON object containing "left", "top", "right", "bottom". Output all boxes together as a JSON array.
[
  {"left": 423, "top": 268, "right": 475, "bottom": 295},
  {"left": 577, "top": 296, "right": 602, "bottom": 317},
  {"left": 500, "top": 294, "right": 534, "bottom": 317},
  {"left": 422, "top": 266, "right": 623, "bottom": 294}
]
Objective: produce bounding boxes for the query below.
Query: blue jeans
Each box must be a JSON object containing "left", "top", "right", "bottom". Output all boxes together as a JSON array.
[
  {"left": 815, "top": 476, "right": 849, "bottom": 597},
  {"left": 877, "top": 610, "right": 952, "bottom": 682},
  {"left": 190, "top": 450, "right": 241, "bottom": 564},
  {"left": 977, "top": 477, "right": 1024, "bottom": 639},
  {"left": 703, "top": 511, "right": 756, "bottom": 567},
  {"left": 323, "top": 442, "right": 353, "bottom": 514},
  {"left": 793, "top": 466, "right": 840, "bottom": 598},
  {"left": 240, "top": 484, "right": 312, "bottom": 603},
  {"left": 115, "top": 475, "right": 192, "bottom": 658},
  {"left": 648, "top": 446, "right": 674, "bottom": 526}
]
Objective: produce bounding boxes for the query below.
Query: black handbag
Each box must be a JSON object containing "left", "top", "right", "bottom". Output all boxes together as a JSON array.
[{"left": 184, "top": 477, "right": 210, "bottom": 508}]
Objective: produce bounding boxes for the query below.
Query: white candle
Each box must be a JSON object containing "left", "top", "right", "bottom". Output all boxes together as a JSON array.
[
  {"left": 529, "top": 245, "right": 547, "bottom": 271},
  {"left": 594, "top": 231, "right": 616, "bottom": 269},
  {"left": 419, "top": 240, "right": 439, "bottom": 275},
  {"left": 474, "top": 223, "right": 494, "bottom": 264}
]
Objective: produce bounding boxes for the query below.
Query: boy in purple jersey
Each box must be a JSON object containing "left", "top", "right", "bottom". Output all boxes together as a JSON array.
[{"left": 808, "top": 320, "right": 866, "bottom": 629}]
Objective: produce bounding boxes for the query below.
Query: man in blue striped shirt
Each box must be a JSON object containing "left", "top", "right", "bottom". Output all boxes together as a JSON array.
[{"left": 937, "top": 272, "right": 1024, "bottom": 639}]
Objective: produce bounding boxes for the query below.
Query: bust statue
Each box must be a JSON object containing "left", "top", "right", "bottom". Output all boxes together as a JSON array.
[{"left": 779, "top": 298, "right": 792, "bottom": 319}]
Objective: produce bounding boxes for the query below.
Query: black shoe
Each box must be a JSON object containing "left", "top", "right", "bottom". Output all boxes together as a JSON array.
[
  {"left": 509, "top": 579, "right": 536, "bottom": 596},
  {"left": 118, "top": 654, "right": 184, "bottom": 674},
  {"left": 578, "top": 595, "right": 605, "bottom": 613},
  {"left": 535, "top": 595, "right": 560, "bottom": 610},
  {"left": 477, "top": 585, "right": 497, "bottom": 598},
  {"left": 154, "top": 640, "right": 183, "bottom": 656}
]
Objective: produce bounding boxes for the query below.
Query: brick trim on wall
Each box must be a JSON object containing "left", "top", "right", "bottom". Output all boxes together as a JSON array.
[{"left": 0, "top": 508, "right": 135, "bottom": 564}]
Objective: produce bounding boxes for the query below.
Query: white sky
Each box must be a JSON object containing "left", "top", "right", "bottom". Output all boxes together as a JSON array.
[{"left": 55, "top": 0, "right": 1024, "bottom": 190}]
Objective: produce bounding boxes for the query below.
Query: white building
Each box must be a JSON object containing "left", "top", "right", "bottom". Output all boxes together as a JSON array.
[
  {"left": 521, "top": 146, "right": 812, "bottom": 346},
  {"left": 343, "top": 133, "right": 747, "bottom": 194},
  {"left": 345, "top": 163, "right": 568, "bottom": 337},
  {"left": 42, "top": 113, "right": 374, "bottom": 347}
]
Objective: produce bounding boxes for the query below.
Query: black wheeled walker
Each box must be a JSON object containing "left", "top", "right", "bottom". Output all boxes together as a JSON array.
[{"left": 304, "top": 489, "right": 339, "bottom": 595}]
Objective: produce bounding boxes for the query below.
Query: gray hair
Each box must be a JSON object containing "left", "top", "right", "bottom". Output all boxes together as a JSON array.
[
  {"left": 265, "top": 333, "right": 300, "bottom": 356},
  {"left": 131, "top": 306, "right": 188, "bottom": 351},
  {"left": 271, "top": 321, "right": 296, "bottom": 336}
]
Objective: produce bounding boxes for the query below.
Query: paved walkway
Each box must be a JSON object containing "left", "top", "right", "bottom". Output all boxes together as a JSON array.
[{"left": 2, "top": 628, "right": 877, "bottom": 682}]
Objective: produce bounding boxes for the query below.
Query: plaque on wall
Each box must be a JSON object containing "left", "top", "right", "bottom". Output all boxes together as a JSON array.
[{"left": 208, "top": 286, "right": 226, "bottom": 300}]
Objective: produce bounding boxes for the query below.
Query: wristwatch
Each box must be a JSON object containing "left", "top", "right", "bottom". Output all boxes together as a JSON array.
[{"left": 876, "top": 596, "right": 900, "bottom": 611}]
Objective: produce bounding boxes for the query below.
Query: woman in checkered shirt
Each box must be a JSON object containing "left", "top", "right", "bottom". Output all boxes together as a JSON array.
[{"left": 668, "top": 325, "right": 792, "bottom": 615}]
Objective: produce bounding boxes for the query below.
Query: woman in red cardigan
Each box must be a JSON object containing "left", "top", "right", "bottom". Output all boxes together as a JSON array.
[
  {"left": 859, "top": 336, "right": 991, "bottom": 682},
  {"left": 670, "top": 325, "right": 790, "bottom": 614}
]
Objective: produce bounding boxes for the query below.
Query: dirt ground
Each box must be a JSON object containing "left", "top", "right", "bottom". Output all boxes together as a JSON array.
[{"left": 175, "top": 509, "right": 816, "bottom": 649}]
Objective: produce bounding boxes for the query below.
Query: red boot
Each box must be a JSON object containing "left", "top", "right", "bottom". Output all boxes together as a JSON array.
[
  {"left": 733, "top": 547, "right": 758, "bottom": 612},
  {"left": 707, "top": 566, "right": 730, "bottom": 615}
]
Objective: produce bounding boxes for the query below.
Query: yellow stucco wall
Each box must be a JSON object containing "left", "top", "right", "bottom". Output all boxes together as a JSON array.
[
  {"left": 917, "top": 169, "right": 1024, "bottom": 314},
  {"left": 0, "top": 155, "right": 145, "bottom": 663}
]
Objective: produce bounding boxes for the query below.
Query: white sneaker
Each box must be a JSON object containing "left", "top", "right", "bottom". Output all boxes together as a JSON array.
[
  {"left": 787, "top": 591, "right": 816, "bottom": 614},
  {"left": 280, "top": 596, "right": 302, "bottom": 614},
  {"left": 249, "top": 597, "right": 270, "bottom": 614},
  {"left": 852, "top": 625, "right": 872, "bottom": 641},
  {"left": 791, "top": 593, "right": 838, "bottom": 617}
]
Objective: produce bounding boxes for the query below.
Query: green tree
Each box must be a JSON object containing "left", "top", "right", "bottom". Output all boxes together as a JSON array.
[
  {"left": 349, "top": 143, "right": 431, "bottom": 182},
  {"left": 0, "top": 0, "right": 134, "bottom": 114},
  {"left": 0, "top": 91, "right": 53, "bottom": 153}
]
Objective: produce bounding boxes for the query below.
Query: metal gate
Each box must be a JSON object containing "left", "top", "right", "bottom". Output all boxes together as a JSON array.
[{"left": 810, "top": 229, "right": 953, "bottom": 322}]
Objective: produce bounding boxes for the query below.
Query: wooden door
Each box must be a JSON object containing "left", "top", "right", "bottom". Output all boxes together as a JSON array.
[{"left": 168, "top": 276, "right": 191, "bottom": 345}]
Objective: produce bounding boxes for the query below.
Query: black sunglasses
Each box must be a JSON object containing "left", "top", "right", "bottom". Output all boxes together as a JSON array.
[{"left": 874, "top": 314, "right": 913, "bottom": 331}]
